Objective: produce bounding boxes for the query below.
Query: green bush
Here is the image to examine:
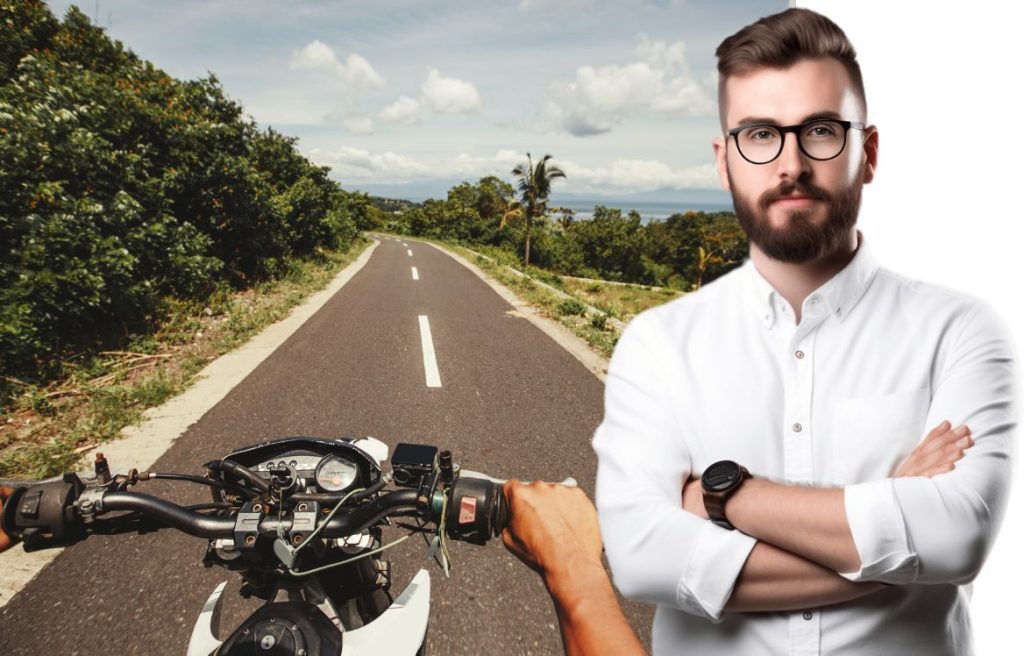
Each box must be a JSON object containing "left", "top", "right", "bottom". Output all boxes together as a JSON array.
[
  {"left": 0, "top": 2, "right": 358, "bottom": 391},
  {"left": 557, "top": 298, "right": 587, "bottom": 316}
]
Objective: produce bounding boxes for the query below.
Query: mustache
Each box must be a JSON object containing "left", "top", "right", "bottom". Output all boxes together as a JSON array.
[{"left": 760, "top": 181, "right": 830, "bottom": 210}]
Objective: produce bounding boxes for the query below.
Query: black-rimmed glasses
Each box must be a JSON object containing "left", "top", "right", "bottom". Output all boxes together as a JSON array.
[{"left": 727, "top": 119, "right": 865, "bottom": 165}]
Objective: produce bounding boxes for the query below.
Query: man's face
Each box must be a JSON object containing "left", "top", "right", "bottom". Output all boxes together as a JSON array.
[{"left": 712, "top": 57, "right": 878, "bottom": 264}]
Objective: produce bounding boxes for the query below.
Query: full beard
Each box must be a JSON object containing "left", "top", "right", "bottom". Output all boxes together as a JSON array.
[{"left": 729, "top": 171, "right": 863, "bottom": 264}]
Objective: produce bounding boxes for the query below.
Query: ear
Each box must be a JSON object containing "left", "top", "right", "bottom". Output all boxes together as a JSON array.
[
  {"left": 861, "top": 125, "right": 879, "bottom": 184},
  {"left": 712, "top": 136, "right": 731, "bottom": 191}
]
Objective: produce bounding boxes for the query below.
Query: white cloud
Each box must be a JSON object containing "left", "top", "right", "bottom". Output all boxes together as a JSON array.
[
  {"left": 308, "top": 147, "right": 716, "bottom": 191},
  {"left": 342, "top": 117, "right": 374, "bottom": 135},
  {"left": 560, "top": 159, "right": 720, "bottom": 190},
  {"left": 314, "top": 146, "right": 431, "bottom": 177},
  {"left": 289, "top": 41, "right": 386, "bottom": 88},
  {"left": 519, "top": 0, "right": 593, "bottom": 9},
  {"left": 378, "top": 96, "right": 423, "bottom": 124},
  {"left": 377, "top": 69, "right": 481, "bottom": 126},
  {"left": 421, "top": 68, "right": 482, "bottom": 114},
  {"left": 543, "top": 36, "right": 715, "bottom": 136},
  {"left": 635, "top": 34, "right": 688, "bottom": 75}
]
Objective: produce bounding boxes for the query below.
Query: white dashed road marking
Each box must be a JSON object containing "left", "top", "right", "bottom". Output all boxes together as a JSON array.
[
  {"left": 417, "top": 315, "right": 442, "bottom": 388},
  {"left": 412, "top": 267, "right": 419, "bottom": 280}
]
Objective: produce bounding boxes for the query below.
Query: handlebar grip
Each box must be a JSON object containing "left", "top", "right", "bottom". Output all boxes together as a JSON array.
[
  {"left": 2, "top": 475, "right": 86, "bottom": 551},
  {"left": 493, "top": 483, "right": 510, "bottom": 535},
  {"left": 445, "top": 474, "right": 577, "bottom": 544}
]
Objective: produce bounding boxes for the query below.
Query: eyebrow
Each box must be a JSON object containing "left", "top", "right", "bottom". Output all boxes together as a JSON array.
[{"left": 733, "top": 111, "right": 844, "bottom": 128}]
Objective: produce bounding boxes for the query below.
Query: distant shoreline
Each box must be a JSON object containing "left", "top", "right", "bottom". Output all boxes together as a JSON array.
[{"left": 551, "top": 199, "right": 734, "bottom": 222}]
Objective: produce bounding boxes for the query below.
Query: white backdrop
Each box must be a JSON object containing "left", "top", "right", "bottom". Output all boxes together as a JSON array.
[{"left": 796, "top": 2, "right": 1023, "bottom": 653}]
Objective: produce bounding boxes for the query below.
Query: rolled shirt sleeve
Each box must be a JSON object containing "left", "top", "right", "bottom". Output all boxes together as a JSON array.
[
  {"left": 593, "top": 311, "right": 756, "bottom": 621},
  {"left": 842, "top": 299, "right": 1017, "bottom": 585}
]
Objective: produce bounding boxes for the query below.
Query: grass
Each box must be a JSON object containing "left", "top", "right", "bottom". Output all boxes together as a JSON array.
[
  {"left": 0, "top": 237, "right": 374, "bottom": 480},
  {"left": 559, "top": 277, "right": 683, "bottom": 322}
]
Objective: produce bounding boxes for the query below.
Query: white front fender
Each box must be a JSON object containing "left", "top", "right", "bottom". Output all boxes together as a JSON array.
[
  {"left": 341, "top": 569, "right": 431, "bottom": 656},
  {"left": 187, "top": 580, "right": 227, "bottom": 656}
]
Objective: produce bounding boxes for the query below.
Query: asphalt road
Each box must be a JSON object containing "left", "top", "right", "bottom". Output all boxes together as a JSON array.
[{"left": 0, "top": 235, "right": 654, "bottom": 655}]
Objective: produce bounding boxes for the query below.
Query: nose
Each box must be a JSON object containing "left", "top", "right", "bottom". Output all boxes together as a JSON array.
[{"left": 774, "top": 131, "right": 811, "bottom": 181}]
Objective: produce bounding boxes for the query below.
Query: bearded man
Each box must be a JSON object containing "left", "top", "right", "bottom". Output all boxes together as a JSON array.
[{"left": 593, "top": 7, "right": 1017, "bottom": 655}]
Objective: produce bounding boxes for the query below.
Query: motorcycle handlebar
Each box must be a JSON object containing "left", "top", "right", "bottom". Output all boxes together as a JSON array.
[
  {"left": 2, "top": 477, "right": 500, "bottom": 549},
  {"left": 92, "top": 488, "right": 424, "bottom": 540}
]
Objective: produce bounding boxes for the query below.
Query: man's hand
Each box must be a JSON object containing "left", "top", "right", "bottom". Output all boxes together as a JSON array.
[
  {"left": 502, "top": 480, "right": 604, "bottom": 579},
  {"left": 680, "top": 420, "right": 973, "bottom": 518},
  {"left": 894, "top": 420, "right": 973, "bottom": 478},
  {"left": 0, "top": 486, "right": 15, "bottom": 553},
  {"left": 502, "top": 481, "right": 648, "bottom": 656}
]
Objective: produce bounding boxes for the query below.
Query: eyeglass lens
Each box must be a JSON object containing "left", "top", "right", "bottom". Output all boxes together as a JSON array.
[{"left": 736, "top": 120, "right": 847, "bottom": 164}]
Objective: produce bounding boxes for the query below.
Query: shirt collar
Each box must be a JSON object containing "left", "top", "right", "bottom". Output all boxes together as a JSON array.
[{"left": 742, "top": 230, "right": 879, "bottom": 329}]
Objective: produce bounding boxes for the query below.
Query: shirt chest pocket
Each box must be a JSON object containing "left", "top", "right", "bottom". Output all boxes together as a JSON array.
[{"left": 831, "top": 388, "right": 931, "bottom": 483}]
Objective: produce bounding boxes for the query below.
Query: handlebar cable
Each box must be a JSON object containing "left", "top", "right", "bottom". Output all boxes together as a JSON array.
[
  {"left": 292, "top": 472, "right": 394, "bottom": 555},
  {"left": 437, "top": 487, "right": 451, "bottom": 577},
  {"left": 203, "top": 459, "right": 269, "bottom": 494},
  {"left": 290, "top": 474, "right": 389, "bottom": 503},
  {"left": 286, "top": 532, "right": 412, "bottom": 578},
  {"left": 145, "top": 472, "right": 258, "bottom": 498}
]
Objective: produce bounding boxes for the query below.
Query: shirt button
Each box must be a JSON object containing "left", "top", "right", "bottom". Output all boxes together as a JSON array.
[
  {"left": 795, "top": 350, "right": 805, "bottom": 359},
  {"left": 803, "top": 611, "right": 813, "bottom": 620},
  {"left": 793, "top": 423, "right": 803, "bottom": 433}
]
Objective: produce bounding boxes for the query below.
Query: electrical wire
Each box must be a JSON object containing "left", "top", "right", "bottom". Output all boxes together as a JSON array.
[
  {"left": 147, "top": 472, "right": 257, "bottom": 498},
  {"left": 287, "top": 534, "right": 412, "bottom": 577}
]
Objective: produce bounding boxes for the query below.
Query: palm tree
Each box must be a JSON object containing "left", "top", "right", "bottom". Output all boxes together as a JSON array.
[{"left": 510, "top": 153, "right": 565, "bottom": 267}]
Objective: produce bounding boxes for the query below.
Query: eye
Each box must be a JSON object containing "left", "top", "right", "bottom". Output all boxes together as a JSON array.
[
  {"left": 742, "top": 126, "right": 779, "bottom": 142},
  {"left": 803, "top": 121, "right": 840, "bottom": 139}
]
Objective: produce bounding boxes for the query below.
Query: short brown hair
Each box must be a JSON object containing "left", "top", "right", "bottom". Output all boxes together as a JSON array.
[{"left": 715, "top": 8, "right": 866, "bottom": 129}]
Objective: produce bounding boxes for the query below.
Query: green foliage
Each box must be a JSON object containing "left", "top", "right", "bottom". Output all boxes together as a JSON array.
[
  {"left": 557, "top": 297, "right": 588, "bottom": 316},
  {"left": 388, "top": 177, "right": 747, "bottom": 293},
  {"left": 0, "top": 4, "right": 358, "bottom": 391}
]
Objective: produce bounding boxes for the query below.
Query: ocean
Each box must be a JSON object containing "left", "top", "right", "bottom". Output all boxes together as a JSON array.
[{"left": 550, "top": 198, "right": 735, "bottom": 223}]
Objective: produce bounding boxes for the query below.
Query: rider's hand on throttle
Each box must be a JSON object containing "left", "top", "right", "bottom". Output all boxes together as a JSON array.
[{"left": 501, "top": 481, "right": 603, "bottom": 583}]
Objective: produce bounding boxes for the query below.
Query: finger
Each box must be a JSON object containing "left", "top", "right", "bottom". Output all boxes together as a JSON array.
[
  {"left": 920, "top": 425, "right": 962, "bottom": 456},
  {"left": 924, "top": 420, "right": 952, "bottom": 442},
  {"left": 917, "top": 444, "right": 966, "bottom": 472},
  {"left": 945, "top": 434, "right": 974, "bottom": 454},
  {"left": 921, "top": 424, "right": 971, "bottom": 456}
]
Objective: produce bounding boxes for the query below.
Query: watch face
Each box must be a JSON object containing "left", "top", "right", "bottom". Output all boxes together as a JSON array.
[{"left": 703, "top": 460, "right": 741, "bottom": 492}]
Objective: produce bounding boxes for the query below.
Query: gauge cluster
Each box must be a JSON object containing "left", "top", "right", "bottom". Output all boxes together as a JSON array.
[
  {"left": 252, "top": 452, "right": 361, "bottom": 493},
  {"left": 218, "top": 437, "right": 383, "bottom": 496}
]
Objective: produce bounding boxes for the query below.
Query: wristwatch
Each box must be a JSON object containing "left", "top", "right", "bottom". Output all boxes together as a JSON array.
[{"left": 701, "top": 460, "right": 751, "bottom": 530}]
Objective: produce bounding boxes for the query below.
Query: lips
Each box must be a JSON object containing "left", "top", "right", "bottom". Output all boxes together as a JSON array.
[{"left": 772, "top": 195, "right": 817, "bottom": 207}]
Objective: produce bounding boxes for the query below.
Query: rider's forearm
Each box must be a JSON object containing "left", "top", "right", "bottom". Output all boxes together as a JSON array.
[
  {"left": 725, "top": 541, "right": 883, "bottom": 612},
  {"left": 726, "top": 478, "right": 861, "bottom": 574},
  {"left": 546, "top": 560, "right": 647, "bottom": 656}
]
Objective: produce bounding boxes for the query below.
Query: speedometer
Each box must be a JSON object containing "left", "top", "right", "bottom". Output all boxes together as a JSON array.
[{"left": 315, "top": 455, "right": 359, "bottom": 492}]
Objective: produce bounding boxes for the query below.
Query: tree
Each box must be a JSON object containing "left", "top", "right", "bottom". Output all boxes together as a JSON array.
[{"left": 510, "top": 153, "right": 565, "bottom": 267}]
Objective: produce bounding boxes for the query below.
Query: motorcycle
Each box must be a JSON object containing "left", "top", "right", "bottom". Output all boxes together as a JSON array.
[{"left": 1, "top": 435, "right": 557, "bottom": 655}]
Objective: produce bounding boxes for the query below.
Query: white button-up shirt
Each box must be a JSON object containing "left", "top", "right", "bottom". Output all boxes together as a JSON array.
[{"left": 593, "top": 231, "right": 1016, "bottom": 655}]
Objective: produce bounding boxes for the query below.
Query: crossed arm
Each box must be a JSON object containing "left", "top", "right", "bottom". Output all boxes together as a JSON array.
[
  {"left": 680, "top": 421, "right": 973, "bottom": 611},
  {"left": 594, "top": 300, "right": 1016, "bottom": 619}
]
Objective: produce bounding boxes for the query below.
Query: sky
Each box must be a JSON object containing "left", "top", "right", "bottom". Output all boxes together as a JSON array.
[{"left": 45, "top": 0, "right": 785, "bottom": 200}]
